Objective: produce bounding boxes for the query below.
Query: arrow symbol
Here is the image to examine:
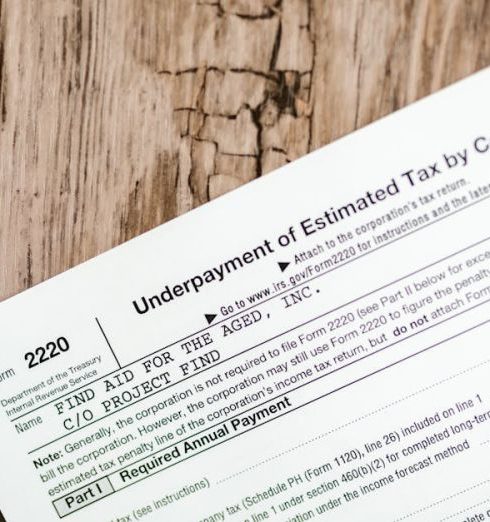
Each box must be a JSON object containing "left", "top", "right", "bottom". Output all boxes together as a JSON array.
[
  {"left": 278, "top": 261, "right": 290, "bottom": 273},
  {"left": 205, "top": 313, "right": 217, "bottom": 325}
]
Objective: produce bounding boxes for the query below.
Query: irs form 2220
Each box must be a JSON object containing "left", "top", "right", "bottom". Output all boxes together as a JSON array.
[{"left": 2, "top": 68, "right": 490, "bottom": 522}]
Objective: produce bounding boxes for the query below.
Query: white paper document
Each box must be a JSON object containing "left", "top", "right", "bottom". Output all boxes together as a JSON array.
[{"left": 2, "top": 68, "right": 490, "bottom": 522}]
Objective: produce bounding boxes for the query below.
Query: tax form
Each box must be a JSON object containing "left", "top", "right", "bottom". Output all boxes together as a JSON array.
[{"left": 1, "top": 67, "right": 490, "bottom": 522}]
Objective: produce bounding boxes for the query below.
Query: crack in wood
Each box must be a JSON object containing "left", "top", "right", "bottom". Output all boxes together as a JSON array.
[{"left": 173, "top": 0, "right": 314, "bottom": 199}]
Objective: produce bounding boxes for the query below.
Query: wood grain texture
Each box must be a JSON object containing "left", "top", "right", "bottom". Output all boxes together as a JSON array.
[{"left": 0, "top": 2, "right": 489, "bottom": 517}]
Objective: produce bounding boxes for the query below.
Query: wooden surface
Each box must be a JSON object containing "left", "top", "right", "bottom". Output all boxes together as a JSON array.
[
  {"left": 1, "top": 0, "right": 490, "bottom": 304},
  {"left": 0, "top": 1, "right": 489, "bottom": 519}
]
